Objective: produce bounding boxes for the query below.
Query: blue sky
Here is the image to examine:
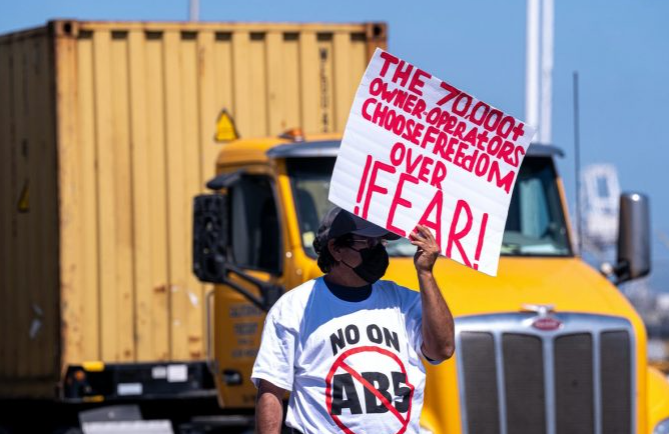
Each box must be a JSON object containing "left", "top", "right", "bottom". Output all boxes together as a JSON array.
[{"left": 2, "top": 0, "right": 668, "bottom": 263}]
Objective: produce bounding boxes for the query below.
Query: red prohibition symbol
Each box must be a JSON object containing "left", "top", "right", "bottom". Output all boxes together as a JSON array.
[{"left": 325, "top": 346, "right": 415, "bottom": 434}]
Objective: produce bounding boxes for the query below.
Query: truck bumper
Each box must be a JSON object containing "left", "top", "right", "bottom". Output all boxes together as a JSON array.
[{"left": 61, "top": 361, "right": 215, "bottom": 402}]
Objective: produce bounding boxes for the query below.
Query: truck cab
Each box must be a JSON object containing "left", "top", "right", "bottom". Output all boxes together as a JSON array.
[{"left": 193, "top": 132, "right": 669, "bottom": 433}]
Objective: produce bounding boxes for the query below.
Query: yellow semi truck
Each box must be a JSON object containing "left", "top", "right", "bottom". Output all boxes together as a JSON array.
[{"left": 192, "top": 130, "right": 669, "bottom": 433}]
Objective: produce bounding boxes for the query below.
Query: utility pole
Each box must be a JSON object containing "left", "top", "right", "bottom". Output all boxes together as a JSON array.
[
  {"left": 190, "top": 0, "right": 200, "bottom": 22},
  {"left": 540, "top": 0, "right": 554, "bottom": 144},
  {"left": 573, "top": 72, "right": 582, "bottom": 255},
  {"left": 525, "top": 0, "right": 540, "bottom": 135},
  {"left": 525, "top": 0, "right": 554, "bottom": 144}
]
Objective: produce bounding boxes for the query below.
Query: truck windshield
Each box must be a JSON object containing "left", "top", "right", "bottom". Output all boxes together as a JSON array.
[{"left": 286, "top": 156, "right": 571, "bottom": 258}]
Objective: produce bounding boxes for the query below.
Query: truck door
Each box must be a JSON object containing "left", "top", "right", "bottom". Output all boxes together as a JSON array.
[{"left": 194, "top": 171, "right": 284, "bottom": 408}]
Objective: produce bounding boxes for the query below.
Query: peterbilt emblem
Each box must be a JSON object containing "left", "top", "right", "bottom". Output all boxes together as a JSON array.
[{"left": 522, "top": 304, "right": 563, "bottom": 331}]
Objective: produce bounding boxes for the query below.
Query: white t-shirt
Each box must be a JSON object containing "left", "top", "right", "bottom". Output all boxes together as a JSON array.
[{"left": 251, "top": 277, "right": 428, "bottom": 434}]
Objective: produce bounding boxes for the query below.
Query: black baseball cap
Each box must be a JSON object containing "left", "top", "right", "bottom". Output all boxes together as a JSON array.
[{"left": 313, "top": 206, "right": 400, "bottom": 253}]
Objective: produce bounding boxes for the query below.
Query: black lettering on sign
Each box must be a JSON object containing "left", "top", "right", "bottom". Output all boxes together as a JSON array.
[
  {"left": 331, "top": 373, "right": 363, "bottom": 415},
  {"left": 331, "top": 324, "right": 399, "bottom": 355},
  {"left": 345, "top": 325, "right": 360, "bottom": 344},
  {"left": 330, "top": 328, "right": 346, "bottom": 356},
  {"left": 330, "top": 325, "right": 361, "bottom": 356},
  {"left": 366, "top": 324, "right": 400, "bottom": 352},
  {"left": 367, "top": 324, "right": 383, "bottom": 344},
  {"left": 392, "top": 372, "right": 411, "bottom": 413},
  {"left": 329, "top": 371, "right": 412, "bottom": 415},
  {"left": 362, "top": 372, "right": 392, "bottom": 414},
  {"left": 383, "top": 328, "right": 400, "bottom": 352}
]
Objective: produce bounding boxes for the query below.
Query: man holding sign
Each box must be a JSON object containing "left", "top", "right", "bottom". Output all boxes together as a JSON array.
[
  {"left": 252, "top": 48, "right": 534, "bottom": 433},
  {"left": 252, "top": 207, "right": 455, "bottom": 434}
]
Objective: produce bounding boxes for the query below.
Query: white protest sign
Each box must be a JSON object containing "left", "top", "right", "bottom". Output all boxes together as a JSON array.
[{"left": 329, "top": 48, "right": 537, "bottom": 277}]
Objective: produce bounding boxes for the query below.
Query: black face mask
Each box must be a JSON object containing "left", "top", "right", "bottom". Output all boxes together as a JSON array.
[{"left": 343, "top": 243, "right": 389, "bottom": 284}]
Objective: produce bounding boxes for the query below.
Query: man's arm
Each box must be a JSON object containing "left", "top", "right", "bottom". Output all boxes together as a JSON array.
[
  {"left": 410, "top": 224, "right": 455, "bottom": 362},
  {"left": 256, "top": 379, "right": 287, "bottom": 434}
]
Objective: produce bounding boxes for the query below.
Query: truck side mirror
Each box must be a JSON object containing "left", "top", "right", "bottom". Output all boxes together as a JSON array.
[
  {"left": 613, "top": 192, "right": 651, "bottom": 283},
  {"left": 193, "top": 194, "right": 229, "bottom": 283}
]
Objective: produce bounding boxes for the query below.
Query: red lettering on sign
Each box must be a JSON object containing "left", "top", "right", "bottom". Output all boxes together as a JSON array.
[
  {"left": 444, "top": 117, "right": 457, "bottom": 135},
  {"left": 452, "top": 92, "right": 473, "bottom": 117},
  {"left": 511, "top": 145, "right": 526, "bottom": 168},
  {"left": 392, "top": 61, "right": 414, "bottom": 88},
  {"left": 387, "top": 173, "right": 418, "bottom": 237},
  {"left": 421, "top": 126, "right": 439, "bottom": 150},
  {"left": 488, "top": 162, "right": 515, "bottom": 194},
  {"left": 389, "top": 142, "right": 406, "bottom": 166},
  {"left": 404, "top": 147, "right": 423, "bottom": 175},
  {"left": 430, "top": 161, "right": 447, "bottom": 189},
  {"left": 473, "top": 212, "right": 489, "bottom": 271},
  {"left": 362, "top": 98, "right": 376, "bottom": 122},
  {"left": 386, "top": 110, "right": 407, "bottom": 136},
  {"left": 408, "top": 68, "right": 431, "bottom": 96},
  {"left": 446, "top": 200, "right": 473, "bottom": 267},
  {"left": 411, "top": 98, "right": 426, "bottom": 120},
  {"left": 474, "top": 152, "right": 490, "bottom": 177},
  {"left": 362, "top": 160, "right": 396, "bottom": 219},
  {"left": 497, "top": 140, "right": 515, "bottom": 166},
  {"left": 468, "top": 101, "right": 490, "bottom": 126},
  {"left": 369, "top": 77, "right": 384, "bottom": 96},
  {"left": 372, "top": 102, "right": 389, "bottom": 125},
  {"left": 354, "top": 155, "right": 373, "bottom": 215},
  {"left": 430, "top": 131, "right": 448, "bottom": 158},
  {"left": 402, "top": 122, "right": 423, "bottom": 146},
  {"left": 445, "top": 136, "right": 458, "bottom": 162},
  {"left": 379, "top": 52, "right": 399, "bottom": 78},
  {"left": 460, "top": 148, "right": 478, "bottom": 173},
  {"left": 453, "top": 121, "right": 467, "bottom": 140},
  {"left": 487, "top": 135, "right": 503, "bottom": 156},
  {"left": 511, "top": 121, "right": 526, "bottom": 142},
  {"left": 483, "top": 109, "right": 502, "bottom": 132},
  {"left": 425, "top": 107, "right": 440, "bottom": 126},
  {"left": 404, "top": 94, "right": 417, "bottom": 114},
  {"left": 436, "top": 81, "right": 460, "bottom": 107},
  {"left": 462, "top": 127, "right": 478, "bottom": 147},
  {"left": 417, "top": 190, "right": 444, "bottom": 248},
  {"left": 436, "top": 111, "right": 450, "bottom": 130},
  {"left": 476, "top": 129, "right": 489, "bottom": 151},
  {"left": 417, "top": 156, "right": 434, "bottom": 183},
  {"left": 496, "top": 115, "right": 515, "bottom": 139},
  {"left": 454, "top": 141, "right": 470, "bottom": 168}
]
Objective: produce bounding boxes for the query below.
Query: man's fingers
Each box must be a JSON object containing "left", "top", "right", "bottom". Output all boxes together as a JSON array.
[
  {"left": 415, "top": 225, "right": 436, "bottom": 243},
  {"left": 424, "top": 229, "right": 436, "bottom": 244},
  {"left": 413, "top": 226, "right": 439, "bottom": 254},
  {"left": 410, "top": 235, "right": 427, "bottom": 245},
  {"left": 410, "top": 239, "right": 426, "bottom": 249},
  {"left": 413, "top": 238, "right": 439, "bottom": 256},
  {"left": 411, "top": 229, "right": 428, "bottom": 246}
]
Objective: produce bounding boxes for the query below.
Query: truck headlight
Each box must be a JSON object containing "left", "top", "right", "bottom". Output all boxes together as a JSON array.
[{"left": 654, "top": 418, "right": 669, "bottom": 434}]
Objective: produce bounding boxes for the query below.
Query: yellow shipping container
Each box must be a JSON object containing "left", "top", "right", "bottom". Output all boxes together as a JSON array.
[{"left": 0, "top": 19, "right": 386, "bottom": 399}]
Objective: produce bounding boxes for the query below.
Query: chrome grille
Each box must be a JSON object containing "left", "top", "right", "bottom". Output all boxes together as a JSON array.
[{"left": 455, "top": 313, "right": 635, "bottom": 434}]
